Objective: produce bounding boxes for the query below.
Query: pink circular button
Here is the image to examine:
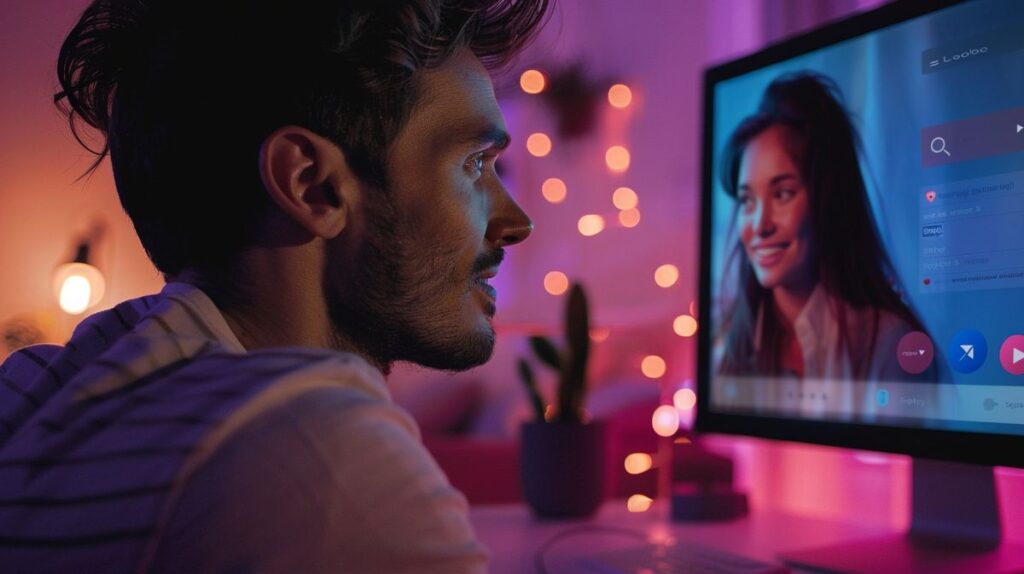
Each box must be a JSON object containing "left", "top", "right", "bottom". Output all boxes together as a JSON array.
[
  {"left": 896, "top": 331, "right": 934, "bottom": 375},
  {"left": 999, "top": 334, "right": 1024, "bottom": 376}
]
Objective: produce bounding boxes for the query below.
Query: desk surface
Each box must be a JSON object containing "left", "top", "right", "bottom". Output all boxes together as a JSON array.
[{"left": 470, "top": 501, "right": 890, "bottom": 574}]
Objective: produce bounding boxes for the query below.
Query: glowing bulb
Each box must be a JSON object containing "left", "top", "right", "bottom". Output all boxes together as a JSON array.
[
  {"left": 627, "top": 494, "right": 654, "bottom": 513},
  {"left": 652, "top": 405, "right": 680, "bottom": 437},
  {"left": 673, "top": 314, "right": 698, "bottom": 337},
  {"left": 618, "top": 208, "right": 641, "bottom": 228},
  {"left": 577, "top": 214, "right": 605, "bottom": 237},
  {"left": 673, "top": 388, "right": 697, "bottom": 411},
  {"left": 654, "top": 264, "right": 679, "bottom": 288},
  {"left": 608, "top": 84, "right": 633, "bottom": 108},
  {"left": 624, "top": 453, "right": 653, "bottom": 475},
  {"left": 641, "top": 355, "right": 667, "bottom": 379},
  {"left": 541, "top": 178, "right": 567, "bottom": 204},
  {"left": 605, "top": 146, "right": 631, "bottom": 172},
  {"left": 53, "top": 261, "right": 105, "bottom": 316},
  {"left": 519, "top": 69, "right": 546, "bottom": 94},
  {"left": 544, "top": 271, "right": 569, "bottom": 296},
  {"left": 59, "top": 275, "right": 91, "bottom": 315},
  {"left": 526, "top": 133, "right": 552, "bottom": 157},
  {"left": 612, "top": 187, "right": 639, "bottom": 210},
  {"left": 589, "top": 327, "right": 611, "bottom": 343}
]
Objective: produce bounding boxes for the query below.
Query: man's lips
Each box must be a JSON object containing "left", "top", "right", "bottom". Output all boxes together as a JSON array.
[{"left": 473, "top": 267, "right": 499, "bottom": 303}]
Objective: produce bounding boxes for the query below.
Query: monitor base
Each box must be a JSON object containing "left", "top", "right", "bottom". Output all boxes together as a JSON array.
[
  {"left": 780, "top": 459, "right": 1023, "bottom": 573},
  {"left": 779, "top": 535, "right": 1024, "bottom": 574}
]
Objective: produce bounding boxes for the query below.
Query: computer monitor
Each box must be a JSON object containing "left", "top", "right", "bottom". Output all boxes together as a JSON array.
[{"left": 697, "top": 0, "right": 1024, "bottom": 570}]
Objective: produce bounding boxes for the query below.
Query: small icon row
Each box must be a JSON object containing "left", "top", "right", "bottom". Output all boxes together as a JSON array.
[{"left": 896, "top": 331, "right": 1024, "bottom": 376}]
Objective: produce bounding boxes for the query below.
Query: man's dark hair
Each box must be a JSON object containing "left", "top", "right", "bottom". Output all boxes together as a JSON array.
[{"left": 55, "top": 0, "right": 549, "bottom": 277}]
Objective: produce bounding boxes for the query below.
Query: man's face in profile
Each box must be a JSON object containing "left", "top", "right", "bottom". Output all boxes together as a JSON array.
[{"left": 324, "top": 49, "right": 531, "bottom": 372}]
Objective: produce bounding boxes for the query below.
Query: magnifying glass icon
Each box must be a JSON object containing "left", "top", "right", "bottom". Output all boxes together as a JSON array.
[{"left": 930, "top": 136, "right": 951, "bottom": 157}]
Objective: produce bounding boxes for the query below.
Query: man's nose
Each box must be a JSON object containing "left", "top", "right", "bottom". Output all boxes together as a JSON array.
[{"left": 487, "top": 187, "right": 533, "bottom": 248}]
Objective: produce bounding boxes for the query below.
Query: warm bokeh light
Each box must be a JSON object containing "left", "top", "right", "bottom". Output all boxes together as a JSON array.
[
  {"left": 627, "top": 494, "right": 654, "bottom": 513},
  {"left": 673, "top": 314, "right": 698, "bottom": 337},
  {"left": 541, "top": 178, "right": 567, "bottom": 204},
  {"left": 543, "top": 271, "right": 569, "bottom": 296},
  {"left": 654, "top": 264, "right": 679, "bottom": 288},
  {"left": 641, "top": 355, "right": 667, "bottom": 379},
  {"left": 612, "top": 187, "right": 639, "bottom": 210},
  {"left": 608, "top": 84, "right": 633, "bottom": 108},
  {"left": 53, "top": 261, "right": 106, "bottom": 316},
  {"left": 618, "top": 208, "right": 641, "bottom": 228},
  {"left": 577, "top": 214, "right": 605, "bottom": 237},
  {"left": 589, "top": 327, "right": 611, "bottom": 343},
  {"left": 519, "top": 69, "right": 546, "bottom": 94},
  {"left": 624, "top": 453, "right": 653, "bottom": 475},
  {"left": 526, "top": 133, "right": 552, "bottom": 157},
  {"left": 673, "top": 388, "right": 697, "bottom": 411},
  {"left": 59, "top": 275, "right": 91, "bottom": 315},
  {"left": 690, "top": 299, "right": 697, "bottom": 317},
  {"left": 652, "top": 405, "right": 680, "bottom": 437},
  {"left": 605, "top": 146, "right": 631, "bottom": 172}
]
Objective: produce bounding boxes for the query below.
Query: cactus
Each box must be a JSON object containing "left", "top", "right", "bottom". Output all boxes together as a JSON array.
[{"left": 516, "top": 282, "right": 592, "bottom": 423}]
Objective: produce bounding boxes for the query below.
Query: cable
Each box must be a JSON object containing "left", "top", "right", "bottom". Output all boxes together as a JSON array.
[{"left": 533, "top": 524, "right": 649, "bottom": 574}]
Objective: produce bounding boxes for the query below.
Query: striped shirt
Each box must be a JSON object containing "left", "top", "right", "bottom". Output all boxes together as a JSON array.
[{"left": 0, "top": 283, "right": 487, "bottom": 573}]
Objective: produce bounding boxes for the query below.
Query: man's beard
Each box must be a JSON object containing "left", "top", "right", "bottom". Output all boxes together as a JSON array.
[{"left": 323, "top": 189, "right": 498, "bottom": 373}]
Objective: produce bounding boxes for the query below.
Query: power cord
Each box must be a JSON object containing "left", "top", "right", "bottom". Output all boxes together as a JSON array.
[{"left": 533, "top": 524, "right": 649, "bottom": 574}]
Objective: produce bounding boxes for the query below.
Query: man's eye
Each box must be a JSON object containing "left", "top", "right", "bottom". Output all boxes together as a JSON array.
[{"left": 467, "top": 152, "right": 486, "bottom": 174}]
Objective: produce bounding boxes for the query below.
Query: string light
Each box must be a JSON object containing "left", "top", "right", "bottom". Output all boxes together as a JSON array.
[
  {"left": 527, "top": 133, "right": 552, "bottom": 157},
  {"left": 641, "top": 355, "right": 667, "bottom": 379},
  {"left": 627, "top": 494, "right": 654, "bottom": 513},
  {"left": 519, "top": 69, "right": 546, "bottom": 94},
  {"left": 618, "top": 208, "right": 641, "bottom": 228},
  {"left": 543, "top": 271, "right": 569, "bottom": 296},
  {"left": 673, "top": 314, "right": 698, "bottom": 337},
  {"left": 589, "top": 327, "right": 611, "bottom": 342},
  {"left": 624, "top": 453, "right": 653, "bottom": 475},
  {"left": 652, "top": 405, "right": 680, "bottom": 437},
  {"left": 612, "top": 187, "right": 639, "bottom": 210},
  {"left": 541, "top": 178, "right": 567, "bottom": 204},
  {"left": 608, "top": 84, "right": 633, "bottom": 108},
  {"left": 654, "top": 264, "right": 679, "bottom": 288},
  {"left": 605, "top": 146, "right": 631, "bottom": 172},
  {"left": 673, "top": 388, "right": 697, "bottom": 411},
  {"left": 577, "top": 214, "right": 605, "bottom": 237}
]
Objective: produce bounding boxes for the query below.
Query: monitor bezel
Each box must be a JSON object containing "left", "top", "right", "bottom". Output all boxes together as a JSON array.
[{"left": 696, "top": 0, "right": 1024, "bottom": 469}]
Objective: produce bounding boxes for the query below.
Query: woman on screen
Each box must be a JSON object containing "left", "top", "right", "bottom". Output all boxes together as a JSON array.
[{"left": 716, "top": 72, "right": 933, "bottom": 382}]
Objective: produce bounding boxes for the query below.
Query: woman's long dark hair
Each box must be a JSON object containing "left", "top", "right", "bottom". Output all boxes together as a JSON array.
[{"left": 717, "top": 72, "right": 925, "bottom": 378}]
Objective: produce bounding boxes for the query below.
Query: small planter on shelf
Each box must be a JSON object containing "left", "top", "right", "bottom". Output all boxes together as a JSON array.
[{"left": 517, "top": 283, "right": 605, "bottom": 519}]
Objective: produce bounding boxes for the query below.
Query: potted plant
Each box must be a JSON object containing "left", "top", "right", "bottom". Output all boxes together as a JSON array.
[{"left": 518, "top": 282, "right": 605, "bottom": 519}]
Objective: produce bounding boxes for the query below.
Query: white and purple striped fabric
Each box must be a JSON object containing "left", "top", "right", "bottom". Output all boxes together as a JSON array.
[{"left": 0, "top": 284, "right": 487, "bottom": 573}]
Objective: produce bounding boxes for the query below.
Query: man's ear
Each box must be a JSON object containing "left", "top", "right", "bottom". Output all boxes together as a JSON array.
[{"left": 258, "top": 126, "right": 360, "bottom": 239}]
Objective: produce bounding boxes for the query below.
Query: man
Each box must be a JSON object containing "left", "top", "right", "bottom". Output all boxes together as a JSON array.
[{"left": 0, "top": 0, "right": 549, "bottom": 572}]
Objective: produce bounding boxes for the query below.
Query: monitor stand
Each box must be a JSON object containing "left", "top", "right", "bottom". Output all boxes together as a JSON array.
[{"left": 778, "top": 458, "right": 1024, "bottom": 574}]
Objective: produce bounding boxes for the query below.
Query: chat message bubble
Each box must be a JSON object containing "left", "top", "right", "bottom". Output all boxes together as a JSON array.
[{"left": 919, "top": 170, "right": 1024, "bottom": 293}]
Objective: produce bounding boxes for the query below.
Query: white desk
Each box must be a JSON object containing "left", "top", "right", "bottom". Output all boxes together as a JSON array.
[{"left": 470, "top": 501, "right": 889, "bottom": 574}]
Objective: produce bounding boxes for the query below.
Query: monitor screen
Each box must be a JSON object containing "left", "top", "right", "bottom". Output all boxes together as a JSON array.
[{"left": 699, "top": 0, "right": 1024, "bottom": 458}]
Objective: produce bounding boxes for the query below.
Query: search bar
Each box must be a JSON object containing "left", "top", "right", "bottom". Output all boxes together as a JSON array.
[{"left": 921, "top": 106, "right": 1024, "bottom": 168}]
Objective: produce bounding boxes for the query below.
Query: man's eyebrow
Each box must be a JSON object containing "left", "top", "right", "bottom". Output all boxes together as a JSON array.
[{"left": 464, "top": 125, "right": 511, "bottom": 150}]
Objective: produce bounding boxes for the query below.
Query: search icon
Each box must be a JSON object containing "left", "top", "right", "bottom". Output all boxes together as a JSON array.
[{"left": 930, "top": 136, "right": 951, "bottom": 157}]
